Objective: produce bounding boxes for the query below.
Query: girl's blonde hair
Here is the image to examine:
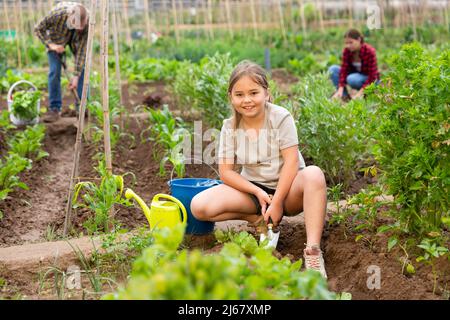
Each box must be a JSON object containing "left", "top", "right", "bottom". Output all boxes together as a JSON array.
[{"left": 227, "top": 60, "right": 272, "bottom": 129}]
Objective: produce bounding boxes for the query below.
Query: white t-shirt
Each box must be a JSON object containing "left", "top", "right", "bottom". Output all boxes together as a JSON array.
[{"left": 218, "top": 102, "right": 306, "bottom": 188}]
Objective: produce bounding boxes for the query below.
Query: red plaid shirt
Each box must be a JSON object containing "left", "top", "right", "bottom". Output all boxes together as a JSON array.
[{"left": 338, "top": 43, "right": 380, "bottom": 89}]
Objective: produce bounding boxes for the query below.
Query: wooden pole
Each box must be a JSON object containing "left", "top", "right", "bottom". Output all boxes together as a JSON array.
[
  {"left": 27, "top": 0, "right": 35, "bottom": 35},
  {"left": 143, "top": 0, "right": 152, "bottom": 41},
  {"left": 171, "top": 0, "right": 180, "bottom": 43},
  {"left": 298, "top": 0, "right": 306, "bottom": 37},
  {"left": 207, "top": 0, "right": 214, "bottom": 40},
  {"left": 3, "top": 0, "right": 12, "bottom": 40},
  {"left": 408, "top": 0, "right": 418, "bottom": 41},
  {"left": 276, "top": 0, "right": 287, "bottom": 42},
  {"left": 100, "top": 0, "right": 113, "bottom": 174},
  {"left": 249, "top": 0, "right": 259, "bottom": 39},
  {"left": 18, "top": 0, "right": 30, "bottom": 66},
  {"left": 112, "top": 0, "right": 123, "bottom": 129},
  {"left": 13, "top": 1, "right": 22, "bottom": 69},
  {"left": 318, "top": 0, "right": 325, "bottom": 32},
  {"left": 64, "top": 0, "right": 97, "bottom": 236},
  {"left": 444, "top": 1, "right": 449, "bottom": 29},
  {"left": 123, "top": 0, "right": 132, "bottom": 46},
  {"left": 377, "top": 0, "right": 385, "bottom": 30},
  {"left": 347, "top": 0, "right": 353, "bottom": 28},
  {"left": 225, "top": 0, "right": 234, "bottom": 38},
  {"left": 162, "top": 0, "right": 170, "bottom": 36}
]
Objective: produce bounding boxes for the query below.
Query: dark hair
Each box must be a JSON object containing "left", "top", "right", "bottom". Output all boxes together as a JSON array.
[{"left": 344, "top": 29, "right": 364, "bottom": 43}]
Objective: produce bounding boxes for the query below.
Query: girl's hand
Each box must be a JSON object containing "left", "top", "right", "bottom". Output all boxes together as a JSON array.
[
  {"left": 254, "top": 188, "right": 272, "bottom": 216},
  {"left": 264, "top": 200, "right": 283, "bottom": 227}
]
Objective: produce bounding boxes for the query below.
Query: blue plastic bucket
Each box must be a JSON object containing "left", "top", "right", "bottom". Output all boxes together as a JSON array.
[{"left": 168, "top": 178, "right": 222, "bottom": 235}]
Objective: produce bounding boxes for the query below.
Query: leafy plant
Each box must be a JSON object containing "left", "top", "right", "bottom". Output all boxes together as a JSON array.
[
  {"left": 290, "top": 72, "right": 374, "bottom": 189},
  {"left": 172, "top": 53, "right": 233, "bottom": 129},
  {"left": 104, "top": 225, "right": 337, "bottom": 300},
  {"left": 366, "top": 43, "right": 450, "bottom": 235},
  {"left": 7, "top": 124, "right": 48, "bottom": 160},
  {"left": 0, "top": 154, "right": 31, "bottom": 202},
  {"left": 10, "top": 90, "right": 41, "bottom": 120},
  {"left": 72, "top": 161, "right": 135, "bottom": 234},
  {"left": 143, "top": 105, "right": 189, "bottom": 178}
]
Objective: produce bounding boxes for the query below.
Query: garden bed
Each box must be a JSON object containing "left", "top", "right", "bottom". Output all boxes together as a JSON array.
[{"left": 0, "top": 78, "right": 448, "bottom": 300}]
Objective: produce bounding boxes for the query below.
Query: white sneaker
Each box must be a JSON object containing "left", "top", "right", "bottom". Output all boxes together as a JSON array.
[{"left": 303, "top": 247, "right": 328, "bottom": 279}]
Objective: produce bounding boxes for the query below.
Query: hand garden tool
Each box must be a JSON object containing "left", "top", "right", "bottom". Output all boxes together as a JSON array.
[
  {"left": 125, "top": 188, "right": 187, "bottom": 230},
  {"left": 54, "top": 52, "right": 81, "bottom": 106},
  {"left": 258, "top": 195, "right": 280, "bottom": 249},
  {"left": 259, "top": 217, "right": 280, "bottom": 249}
]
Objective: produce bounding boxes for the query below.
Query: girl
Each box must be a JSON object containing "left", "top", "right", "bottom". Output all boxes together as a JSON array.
[
  {"left": 191, "top": 61, "right": 328, "bottom": 278},
  {"left": 329, "top": 29, "right": 380, "bottom": 100}
]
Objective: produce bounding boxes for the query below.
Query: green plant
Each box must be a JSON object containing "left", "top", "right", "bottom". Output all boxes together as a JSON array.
[
  {"left": 72, "top": 161, "right": 135, "bottom": 234},
  {"left": 416, "top": 238, "right": 449, "bottom": 293},
  {"left": 143, "top": 105, "right": 189, "bottom": 178},
  {"left": 290, "top": 72, "right": 374, "bottom": 189},
  {"left": 7, "top": 124, "right": 48, "bottom": 160},
  {"left": 104, "top": 226, "right": 337, "bottom": 300},
  {"left": 0, "top": 154, "right": 31, "bottom": 201},
  {"left": 10, "top": 90, "right": 41, "bottom": 120},
  {"left": 172, "top": 53, "right": 233, "bottom": 129},
  {"left": 366, "top": 43, "right": 450, "bottom": 235}
]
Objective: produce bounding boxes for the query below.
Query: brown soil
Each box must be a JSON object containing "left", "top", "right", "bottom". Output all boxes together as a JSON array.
[{"left": 0, "top": 78, "right": 448, "bottom": 300}]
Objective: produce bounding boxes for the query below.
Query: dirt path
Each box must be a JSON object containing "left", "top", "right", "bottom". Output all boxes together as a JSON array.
[{"left": 0, "top": 118, "right": 77, "bottom": 246}]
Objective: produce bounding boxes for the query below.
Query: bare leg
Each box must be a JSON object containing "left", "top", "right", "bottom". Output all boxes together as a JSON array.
[
  {"left": 283, "top": 166, "right": 327, "bottom": 253},
  {"left": 191, "top": 184, "right": 260, "bottom": 223}
]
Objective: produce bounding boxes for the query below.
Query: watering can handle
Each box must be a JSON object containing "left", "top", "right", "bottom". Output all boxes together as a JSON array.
[{"left": 154, "top": 194, "right": 187, "bottom": 224}]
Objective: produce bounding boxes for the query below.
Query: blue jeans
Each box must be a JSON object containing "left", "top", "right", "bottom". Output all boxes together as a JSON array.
[
  {"left": 48, "top": 51, "right": 85, "bottom": 112},
  {"left": 328, "top": 64, "right": 368, "bottom": 97}
]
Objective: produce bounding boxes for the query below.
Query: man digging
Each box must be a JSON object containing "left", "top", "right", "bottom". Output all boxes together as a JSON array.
[{"left": 34, "top": 2, "right": 88, "bottom": 123}]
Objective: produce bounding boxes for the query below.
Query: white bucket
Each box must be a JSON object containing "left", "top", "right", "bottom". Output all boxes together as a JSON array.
[{"left": 7, "top": 80, "right": 40, "bottom": 126}]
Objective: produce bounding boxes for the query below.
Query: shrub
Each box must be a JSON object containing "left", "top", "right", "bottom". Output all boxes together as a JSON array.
[{"left": 366, "top": 43, "right": 449, "bottom": 234}]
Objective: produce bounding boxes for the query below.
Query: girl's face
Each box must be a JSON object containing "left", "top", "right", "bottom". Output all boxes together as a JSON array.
[
  {"left": 230, "top": 75, "right": 269, "bottom": 119},
  {"left": 344, "top": 37, "right": 361, "bottom": 52}
]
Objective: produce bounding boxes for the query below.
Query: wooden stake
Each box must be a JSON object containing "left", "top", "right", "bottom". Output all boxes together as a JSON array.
[
  {"left": 207, "top": 0, "right": 214, "bottom": 40},
  {"left": 249, "top": 0, "right": 259, "bottom": 39},
  {"left": 408, "top": 0, "right": 418, "bottom": 41},
  {"left": 112, "top": 0, "right": 123, "bottom": 127},
  {"left": 27, "top": 0, "right": 35, "bottom": 34},
  {"left": 347, "top": 0, "right": 353, "bottom": 28},
  {"left": 64, "top": 0, "right": 98, "bottom": 236},
  {"left": 162, "top": 0, "right": 170, "bottom": 36},
  {"left": 318, "top": 0, "right": 324, "bottom": 32},
  {"left": 19, "top": 0, "right": 30, "bottom": 66},
  {"left": 123, "top": 0, "right": 132, "bottom": 46},
  {"left": 225, "top": 0, "right": 234, "bottom": 38},
  {"left": 3, "top": 0, "right": 12, "bottom": 41},
  {"left": 100, "top": 0, "right": 113, "bottom": 174},
  {"left": 444, "top": 1, "right": 449, "bottom": 28},
  {"left": 13, "top": 1, "right": 22, "bottom": 69},
  {"left": 276, "top": 0, "right": 287, "bottom": 42},
  {"left": 143, "top": 0, "right": 152, "bottom": 41},
  {"left": 171, "top": 0, "right": 180, "bottom": 44},
  {"left": 298, "top": 0, "right": 306, "bottom": 37}
]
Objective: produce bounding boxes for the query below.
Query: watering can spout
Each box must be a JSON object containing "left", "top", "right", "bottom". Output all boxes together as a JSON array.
[{"left": 125, "top": 188, "right": 152, "bottom": 226}]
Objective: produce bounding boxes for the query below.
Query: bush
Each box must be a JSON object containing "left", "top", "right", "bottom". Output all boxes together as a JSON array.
[
  {"left": 172, "top": 53, "right": 233, "bottom": 129},
  {"left": 366, "top": 43, "right": 450, "bottom": 234},
  {"left": 290, "top": 73, "right": 374, "bottom": 189},
  {"left": 104, "top": 225, "right": 336, "bottom": 300}
]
